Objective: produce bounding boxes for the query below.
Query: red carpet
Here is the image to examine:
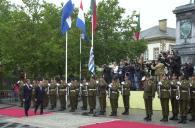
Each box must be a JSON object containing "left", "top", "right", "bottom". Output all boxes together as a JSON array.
[
  {"left": 0, "top": 108, "right": 51, "bottom": 118},
  {"left": 80, "top": 120, "right": 177, "bottom": 128}
]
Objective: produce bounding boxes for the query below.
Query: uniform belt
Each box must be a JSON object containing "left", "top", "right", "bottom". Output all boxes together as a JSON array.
[
  {"left": 172, "top": 89, "right": 177, "bottom": 91},
  {"left": 181, "top": 90, "right": 188, "bottom": 92},
  {"left": 83, "top": 90, "right": 87, "bottom": 92},
  {"left": 161, "top": 89, "right": 168, "bottom": 91},
  {"left": 70, "top": 90, "right": 76, "bottom": 92},
  {"left": 50, "top": 89, "right": 56, "bottom": 91},
  {"left": 111, "top": 91, "right": 118, "bottom": 94},
  {"left": 59, "top": 89, "right": 66, "bottom": 91},
  {"left": 192, "top": 91, "right": 195, "bottom": 93},
  {"left": 89, "top": 89, "right": 96, "bottom": 91}
]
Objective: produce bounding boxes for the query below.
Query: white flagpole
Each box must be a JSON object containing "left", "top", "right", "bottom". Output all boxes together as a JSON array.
[
  {"left": 80, "top": 35, "right": 82, "bottom": 82},
  {"left": 65, "top": 32, "right": 68, "bottom": 83}
]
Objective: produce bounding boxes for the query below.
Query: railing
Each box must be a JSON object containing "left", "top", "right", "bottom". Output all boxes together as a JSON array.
[{"left": 0, "top": 90, "right": 19, "bottom": 104}]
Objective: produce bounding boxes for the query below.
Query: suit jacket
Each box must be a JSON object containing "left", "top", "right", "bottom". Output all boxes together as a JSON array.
[
  {"left": 35, "top": 86, "right": 45, "bottom": 101},
  {"left": 23, "top": 84, "right": 32, "bottom": 101}
]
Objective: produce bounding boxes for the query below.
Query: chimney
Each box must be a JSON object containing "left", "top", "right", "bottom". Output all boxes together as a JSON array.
[{"left": 159, "top": 19, "right": 167, "bottom": 32}]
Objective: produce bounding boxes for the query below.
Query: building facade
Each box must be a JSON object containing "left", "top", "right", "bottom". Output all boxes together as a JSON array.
[{"left": 141, "top": 19, "right": 176, "bottom": 61}]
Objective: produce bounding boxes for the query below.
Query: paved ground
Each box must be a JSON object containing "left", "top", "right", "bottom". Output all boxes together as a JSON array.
[{"left": 0, "top": 102, "right": 195, "bottom": 128}]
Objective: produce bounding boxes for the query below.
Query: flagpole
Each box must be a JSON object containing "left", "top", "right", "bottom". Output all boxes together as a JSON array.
[
  {"left": 80, "top": 35, "right": 82, "bottom": 82},
  {"left": 92, "top": 16, "right": 94, "bottom": 47},
  {"left": 65, "top": 32, "right": 68, "bottom": 83}
]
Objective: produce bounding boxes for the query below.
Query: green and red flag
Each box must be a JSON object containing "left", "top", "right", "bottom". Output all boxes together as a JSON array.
[
  {"left": 90, "top": 0, "right": 97, "bottom": 31},
  {"left": 134, "top": 13, "right": 140, "bottom": 41}
]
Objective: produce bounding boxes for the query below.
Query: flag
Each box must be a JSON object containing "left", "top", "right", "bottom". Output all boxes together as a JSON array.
[
  {"left": 134, "top": 13, "right": 141, "bottom": 40},
  {"left": 61, "top": 0, "right": 74, "bottom": 33},
  {"left": 90, "top": 0, "right": 97, "bottom": 31},
  {"left": 88, "top": 47, "right": 95, "bottom": 74},
  {"left": 76, "top": 0, "right": 88, "bottom": 41}
]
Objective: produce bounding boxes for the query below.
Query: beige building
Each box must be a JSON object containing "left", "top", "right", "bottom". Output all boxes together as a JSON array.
[{"left": 141, "top": 19, "right": 176, "bottom": 61}]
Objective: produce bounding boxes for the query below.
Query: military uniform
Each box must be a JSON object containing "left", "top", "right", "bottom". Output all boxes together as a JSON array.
[
  {"left": 121, "top": 79, "right": 131, "bottom": 115},
  {"left": 49, "top": 81, "right": 57, "bottom": 110},
  {"left": 189, "top": 79, "right": 195, "bottom": 121},
  {"left": 58, "top": 81, "right": 67, "bottom": 111},
  {"left": 109, "top": 80, "right": 120, "bottom": 116},
  {"left": 169, "top": 78, "right": 179, "bottom": 120},
  {"left": 176, "top": 79, "right": 190, "bottom": 124},
  {"left": 88, "top": 79, "right": 97, "bottom": 114},
  {"left": 143, "top": 77, "right": 155, "bottom": 121},
  {"left": 158, "top": 79, "right": 170, "bottom": 122},
  {"left": 69, "top": 81, "right": 79, "bottom": 112},
  {"left": 97, "top": 78, "right": 107, "bottom": 115},
  {"left": 81, "top": 81, "right": 88, "bottom": 110},
  {"left": 43, "top": 80, "right": 49, "bottom": 108},
  {"left": 31, "top": 82, "right": 37, "bottom": 108}
]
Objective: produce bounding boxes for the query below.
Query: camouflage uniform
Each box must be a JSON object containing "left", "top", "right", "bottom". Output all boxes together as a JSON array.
[
  {"left": 49, "top": 80, "right": 57, "bottom": 109},
  {"left": 58, "top": 81, "right": 67, "bottom": 111},
  {"left": 189, "top": 79, "right": 195, "bottom": 121},
  {"left": 69, "top": 81, "right": 79, "bottom": 112},
  {"left": 81, "top": 81, "right": 88, "bottom": 110}
]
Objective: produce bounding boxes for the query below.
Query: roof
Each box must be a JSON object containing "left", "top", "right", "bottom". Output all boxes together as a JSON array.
[
  {"left": 141, "top": 26, "right": 176, "bottom": 40},
  {"left": 173, "top": 4, "right": 195, "bottom": 14}
]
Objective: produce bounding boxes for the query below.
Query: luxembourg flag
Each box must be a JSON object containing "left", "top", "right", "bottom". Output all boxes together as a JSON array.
[
  {"left": 76, "top": 0, "right": 88, "bottom": 40},
  {"left": 61, "top": 0, "right": 74, "bottom": 33}
]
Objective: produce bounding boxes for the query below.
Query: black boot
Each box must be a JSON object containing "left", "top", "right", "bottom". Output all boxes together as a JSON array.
[
  {"left": 189, "top": 116, "right": 195, "bottom": 121},
  {"left": 163, "top": 116, "right": 168, "bottom": 122},
  {"left": 122, "top": 108, "right": 129, "bottom": 115},
  {"left": 146, "top": 115, "right": 152, "bottom": 121},
  {"left": 169, "top": 114, "right": 175, "bottom": 120},
  {"left": 182, "top": 116, "right": 187, "bottom": 124},
  {"left": 110, "top": 112, "right": 114, "bottom": 116},
  {"left": 144, "top": 115, "right": 149, "bottom": 120},
  {"left": 174, "top": 115, "right": 179, "bottom": 120},
  {"left": 178, "top": 116, "right": 183, "bottom": 123},
  {"left": 88, "top": 109, "right": 93, "bottom": 114},
  {"left": 160, "top": 116, "right": 165, "bottom": 122}
]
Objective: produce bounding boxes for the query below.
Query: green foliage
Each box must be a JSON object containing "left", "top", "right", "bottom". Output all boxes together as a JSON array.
[{"left": 0, "top": 0, "right": 147, "bottom": 79}]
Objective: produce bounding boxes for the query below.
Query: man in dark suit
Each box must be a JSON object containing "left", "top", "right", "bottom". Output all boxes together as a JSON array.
[
  {"left": 34, "top": 80, "right": 45, "bottom": 115},
  {"left": 23, "top": 79, "right": 32, "bottom": 117}
]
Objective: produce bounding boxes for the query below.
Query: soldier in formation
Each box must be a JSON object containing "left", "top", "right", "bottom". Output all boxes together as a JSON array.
[
  {"left": 88, "top": 77, "right": 97, "bottom": 114},
  {"left": 121, "top": 76, "right": 131, "bottom": 115},
  {"left": 158, "top": 75, "right": 170, "bottom": 122},
  {"left": 58, "top": 80, "right": 67, "bottom": 111},
  {"left": 80, "top": 78, "right": 88, "bottom": 110},
  {"left": 142, "top": 74, "right": 155, "bottom": 121}
]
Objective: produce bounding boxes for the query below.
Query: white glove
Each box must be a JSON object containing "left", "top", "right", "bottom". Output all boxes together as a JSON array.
[
  {"left": 86, "top": 82, "right": 89, "bottom": 85},
  {"left": 177, "top": 81, "right": 181, "bottom": 85},
  {"left": 121, "top": 82, "right": 125, "bottom": 85},
  {"left": 56, "top": 83, "right": 60, "bottom": 86},
  {"left": 48, "top": 83, "right": 51, "bottom": 87},
  {"left": 68, "top": 83, "right": 72, "bottom": 86},
  {"left": 190, "top": 83, "right": 192, "bottom": 87},
  {"left": 176, "top": 96, "right": 180, "bottom": 100},
  {"left": 96, "top": 81, "right": 99, "bottom": 84},
  {"left": 108, "top": 83, "right": 112, "bottom": 88},
  {"left": 158, "top": 82, "right": 162, "bottom": 86},
  {"left": 80, "top": 83, "right": 83, "bottom": 87},
  {"left": 141, "top": 76, "right": 146, "bottom": 81}
]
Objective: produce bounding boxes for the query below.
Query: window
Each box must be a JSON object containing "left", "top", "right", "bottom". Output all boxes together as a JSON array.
[
  {"left": 153, "top": 48, "right": 159, "bottom": 60},
  {"left": 144, "top": 50, "right": 148, "bottom": 61}
]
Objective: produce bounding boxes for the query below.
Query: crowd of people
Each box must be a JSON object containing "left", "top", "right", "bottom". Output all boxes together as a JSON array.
[{"left": 13, "top": 50, "right": 195, "bottom": 124}]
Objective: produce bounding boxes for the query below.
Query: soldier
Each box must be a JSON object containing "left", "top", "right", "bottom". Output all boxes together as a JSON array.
[
  {"left": 74, "top": 79, "right": 79, "bottom": 110},
  {"left": 121, "top": 76, "right": 131, "bottom": 115},
  {"left": 58, "top": 80, "right": 67, "bottom": 111},
  {"left": 23, "top": 79, "right": 32, "bottom": 116},
  {"left": 142, "top": 74, "right": 155, "bottom": 121},
  {"left": 176, "top": 76, "right": 190, "bottom": 124},
  {"left": 31, "top": 80, "right": 37, "bottom": 108},
  {"left": 109, "top": 78, "right": 120, "bottom": 116},
  {"left": 43, "top": 79, "right": 49, "bottom": 108},
  {"left": 158, "top": 76, "right": 170, "bottom": 122},
  {"left": 81, "top": 78, "right": 88, "bottom": 110},
  {"left": 88, "top": 77, "right": 97, "bottom": 114},
  {"left": 49, "top": 79, "right": 57, "bottom": 110},
  {"left": 69, "top": 79, "right": 78, "bottom": 112},
  {"left": 169, "top": 74, "right": 179, "bottom": 120},
  {"left": 189, "top": 75, "right": 195, "bottom": 121},
  {"left": 18, "top": 80, "right": 24, "bottom": 107},
  {"left": 97, "top": 76, "right": 107, "bottom": 115}
]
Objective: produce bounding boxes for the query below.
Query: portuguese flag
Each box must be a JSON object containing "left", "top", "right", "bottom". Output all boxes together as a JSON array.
[
  {"left": 134, "top": 13, "right": 140, "bottom": 41},
  {"left": 90, "top": 0, "right": 97, "bottom": 31}
]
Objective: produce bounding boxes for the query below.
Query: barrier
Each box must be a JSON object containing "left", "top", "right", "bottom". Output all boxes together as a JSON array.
[{"left": 0, "top": 90, "right": 18, "bottom": 104}]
